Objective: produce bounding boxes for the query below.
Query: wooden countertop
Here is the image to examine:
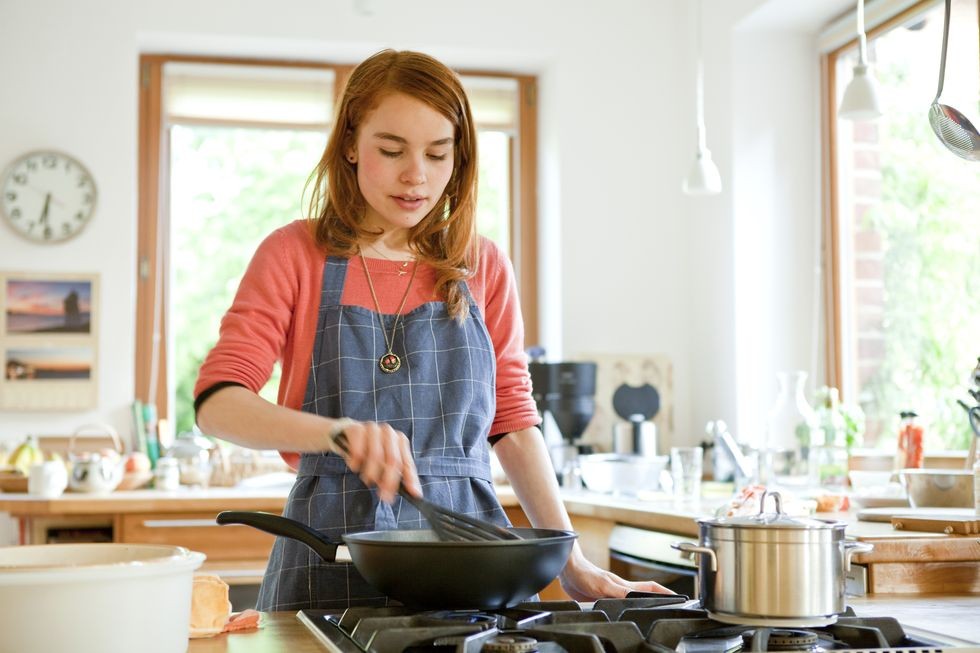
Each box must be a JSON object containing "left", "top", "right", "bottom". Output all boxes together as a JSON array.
[
  {"left": 187, "top": 595, "right": 980, "bottom": 651},
  {"left": 0, "top": 487, "right": 290, "bottom": 515}
]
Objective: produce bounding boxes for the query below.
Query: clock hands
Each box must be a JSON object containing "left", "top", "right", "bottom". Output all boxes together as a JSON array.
[
  {"left": 40, "top": 193, "right": 51, "bottom": 223},
  {"left": 26, "top": 184, "right": 65, "bottom": 206}
]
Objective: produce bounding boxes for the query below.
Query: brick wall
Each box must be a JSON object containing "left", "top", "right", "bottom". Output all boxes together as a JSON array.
[{"left": 850, "top": 121, "right": 886, "bottom": 444}]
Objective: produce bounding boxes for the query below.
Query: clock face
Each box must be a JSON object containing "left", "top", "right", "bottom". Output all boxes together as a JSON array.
[{"left": 1, "top": 150, "right": 97, "bottom": 243}]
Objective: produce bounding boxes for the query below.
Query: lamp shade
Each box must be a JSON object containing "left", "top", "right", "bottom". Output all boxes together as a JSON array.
[
  {"left": 839, "top": 63, "right": 882, "bottom": 121},
  {"left": 682, "top": 149, "right": 722, "bottom": 195}
]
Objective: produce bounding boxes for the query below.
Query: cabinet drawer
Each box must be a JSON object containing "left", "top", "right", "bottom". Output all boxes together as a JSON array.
[{"left": 119, "top": 512, "right": 275, "bottom": 562}]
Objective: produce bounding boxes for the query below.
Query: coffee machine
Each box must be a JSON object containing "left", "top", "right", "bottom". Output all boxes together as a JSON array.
[{"left": 528, "top": 357, "right": 597, "bottom": 485}]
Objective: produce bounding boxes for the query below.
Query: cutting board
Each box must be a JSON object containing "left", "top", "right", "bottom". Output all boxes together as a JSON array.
[
  {"left": 857, "top": 506, "right": 974, "bottom": 523},
  {"left": 890, "top": 509, "right": 980, "bottom": 535}
]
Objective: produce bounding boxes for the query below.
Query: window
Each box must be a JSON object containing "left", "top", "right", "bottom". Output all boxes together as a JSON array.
[
  {"left": 137, "top": 56, "right": 538, "bottom": 433},
  {"left": 825, "top": 0, "right": 980, "bottom": 450}
]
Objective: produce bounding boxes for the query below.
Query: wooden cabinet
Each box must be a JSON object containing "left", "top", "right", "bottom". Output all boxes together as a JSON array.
[{"left": 117, "top": 511, "right": 274, "bottom": 584}]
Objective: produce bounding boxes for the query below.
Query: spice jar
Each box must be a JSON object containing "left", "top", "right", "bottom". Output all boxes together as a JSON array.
[{"left": 154, "top": 457, "right": 180, "bottom": 491}]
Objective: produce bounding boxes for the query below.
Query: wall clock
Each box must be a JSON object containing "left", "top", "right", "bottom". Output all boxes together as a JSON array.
[{"left": 1, "top": 150, "right": 97, "bottom": 243}]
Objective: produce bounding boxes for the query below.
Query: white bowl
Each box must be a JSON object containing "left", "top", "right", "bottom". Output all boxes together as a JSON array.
[
  {"left": 0, "top": 543, "right": 205, "bottom": 653},
  {"left": 579, "top": 453, "right": 669, "bottom": 495}
]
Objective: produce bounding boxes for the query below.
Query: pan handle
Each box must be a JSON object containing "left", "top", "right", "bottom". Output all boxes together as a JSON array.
[
  {"left": 216, "top": 510, "right": 343, "bottom": 563},
  {"left": 843, "top": 541, "right": 873, "bottom": 571},
  {"left": 672, "top": 541, "right": 717, "bottom": 571}
]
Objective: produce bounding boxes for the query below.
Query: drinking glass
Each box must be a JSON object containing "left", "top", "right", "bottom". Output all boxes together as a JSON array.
[{"left": 670, "top": 446, "right": 703, "bottom": 500}]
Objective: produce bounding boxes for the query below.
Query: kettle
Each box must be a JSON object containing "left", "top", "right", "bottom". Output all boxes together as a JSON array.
[{"left": 68, "top": 424, "right": 124, "bottom": 494}]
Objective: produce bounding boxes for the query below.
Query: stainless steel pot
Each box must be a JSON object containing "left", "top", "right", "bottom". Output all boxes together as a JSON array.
[{"left": 673, "top": 491, "right": 872, "bottom": 626}]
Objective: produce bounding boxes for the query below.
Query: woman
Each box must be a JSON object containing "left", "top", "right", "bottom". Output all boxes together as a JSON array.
[{"left": 195, "top": 49, "right": 669, "bottom": 610}]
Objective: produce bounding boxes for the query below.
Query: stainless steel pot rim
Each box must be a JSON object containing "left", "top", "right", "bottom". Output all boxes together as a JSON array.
[
  {"left": 698, "top": 515, "right": 846, "bottom": 530},
  {"left": 701, "top": 528, "right": 846, "bottom": 543}
]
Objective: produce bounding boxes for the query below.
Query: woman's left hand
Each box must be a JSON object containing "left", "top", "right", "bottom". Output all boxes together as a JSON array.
[{"left": 558, "top": 548, "right": 673, "bottom": 599}]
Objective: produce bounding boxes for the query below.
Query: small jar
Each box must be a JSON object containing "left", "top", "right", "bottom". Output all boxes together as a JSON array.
[{"left": 154, "top": 457, "right": 180, "bottom": 491}]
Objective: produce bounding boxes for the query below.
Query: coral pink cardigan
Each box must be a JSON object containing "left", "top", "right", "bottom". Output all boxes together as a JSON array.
[{"left": 194, "top": 220, "right": 539, "bottom": 460}]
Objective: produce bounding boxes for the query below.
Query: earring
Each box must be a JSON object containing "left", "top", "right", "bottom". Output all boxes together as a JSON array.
[{"left": 347, "top": 155, "right": 356, "bottom": 164}]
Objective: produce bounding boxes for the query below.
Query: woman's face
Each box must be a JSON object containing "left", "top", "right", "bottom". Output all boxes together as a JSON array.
[{"left": 349, "top": 92, "right": 455, "bottom": 239}]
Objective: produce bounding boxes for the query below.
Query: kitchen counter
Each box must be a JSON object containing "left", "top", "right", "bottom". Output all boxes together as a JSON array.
[
  {"left": 3, "top": 485, "right": 978, "bottom": 593},
  {"left": 185, "top": 595, "right": 980, "bottom": 651}
]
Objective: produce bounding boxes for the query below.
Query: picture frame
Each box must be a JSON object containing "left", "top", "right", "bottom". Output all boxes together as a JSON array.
[{"left": 0, "top": 271, "right": 99, "bottom": 411}]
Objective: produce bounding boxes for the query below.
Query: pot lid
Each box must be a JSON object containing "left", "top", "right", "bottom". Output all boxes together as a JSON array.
[{"left": 700, "top": 491, "right": 842, "bottom": 529}]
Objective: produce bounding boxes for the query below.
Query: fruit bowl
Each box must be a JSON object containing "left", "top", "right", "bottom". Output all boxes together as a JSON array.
[
  {"left": 0, "top": 470, "right": 28, "bottom": 493},
  {"left": 116, "top": 471, "right": 154, "bottom": 491}
]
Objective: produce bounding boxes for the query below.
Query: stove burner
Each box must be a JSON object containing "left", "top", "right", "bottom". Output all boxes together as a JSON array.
[
  {"left": 482, "top": 635, "right": 539, "bottom": 653},
  {"left": 424, "top": 611, "right": 499, "bottom": 627},
  {"left": 743, "top": 628, "right": 820, "bottom": 652}
]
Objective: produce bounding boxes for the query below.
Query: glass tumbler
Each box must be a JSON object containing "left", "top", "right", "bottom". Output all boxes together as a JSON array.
[{"left": 670, "top": 446, "right": 704, "bottom": 500}]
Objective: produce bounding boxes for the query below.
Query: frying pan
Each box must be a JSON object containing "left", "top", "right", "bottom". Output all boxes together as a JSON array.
[{"left": 216, "top": 511, "right": 577, "bottom": 609}]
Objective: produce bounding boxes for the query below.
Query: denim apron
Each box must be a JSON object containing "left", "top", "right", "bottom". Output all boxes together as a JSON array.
[{"left": 256, "top": 256, "right": 509, "bottom": 610}]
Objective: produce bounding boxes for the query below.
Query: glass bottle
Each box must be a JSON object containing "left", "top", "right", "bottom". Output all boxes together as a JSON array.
[
  {"left": 895, "top": 411, "right": 924, "bottom": 471},
  {"left": 809, "top": 387, "right": 849, "bottom": 490},
  {"left": 765, "top": 371, "right": 817, "bottom": 483}
]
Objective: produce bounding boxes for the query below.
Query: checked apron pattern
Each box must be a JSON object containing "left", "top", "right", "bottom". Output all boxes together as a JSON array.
[{"left": 256, "top": 256, "right": 509, "bottom": 610}]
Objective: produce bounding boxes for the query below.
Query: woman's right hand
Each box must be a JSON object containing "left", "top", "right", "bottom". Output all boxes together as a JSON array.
[{"left": 332, "top": 420, "right": 421, "bottom": 503}]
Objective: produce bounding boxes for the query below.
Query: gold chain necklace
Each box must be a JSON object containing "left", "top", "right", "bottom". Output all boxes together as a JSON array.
[
  {"left": 366, "top": 242, "right": 412, "bottom": 276},
  {"left": 359, "top": 251, "right": 419, "bottom": 373}
]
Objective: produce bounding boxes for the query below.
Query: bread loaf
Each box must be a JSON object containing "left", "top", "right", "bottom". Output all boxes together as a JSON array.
[{"left": 189, "top": 574, "right": 232, "bottom": 638}]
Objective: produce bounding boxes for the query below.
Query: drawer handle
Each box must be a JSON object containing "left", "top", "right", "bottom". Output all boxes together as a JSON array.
[{"left": 141, "top": 519, "right": 230, "bottom": 528}]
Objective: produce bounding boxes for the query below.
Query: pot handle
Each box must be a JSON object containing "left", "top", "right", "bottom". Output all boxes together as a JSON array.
[
  {"left": 217, "top": 510, "right": 346, "bottom": 563},
  {"left": 672, "top": 541, "right": 717, "bottom": 571},
  {"left": 843, "top": 541, "right": 873, "bottom": 571}
]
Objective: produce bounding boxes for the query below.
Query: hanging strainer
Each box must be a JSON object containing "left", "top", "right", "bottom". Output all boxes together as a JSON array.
[{"left": 928, "top": 0, "right": 980, "bottom": 161}]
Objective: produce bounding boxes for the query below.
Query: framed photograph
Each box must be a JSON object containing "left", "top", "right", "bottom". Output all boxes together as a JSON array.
[
  {"left": 0, "top": 272, "right": 99, "bottom": 411},
  {"left": 5, "top": 279, "right": 93, "bottom": 334}
]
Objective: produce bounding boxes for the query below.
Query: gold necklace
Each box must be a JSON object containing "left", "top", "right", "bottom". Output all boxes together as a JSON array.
[
  {"left": 359, "top": 252, "right": 419, "bottom": 373},
  {"left": 366, "top": 242, "right": 412, "bottom": 276}
]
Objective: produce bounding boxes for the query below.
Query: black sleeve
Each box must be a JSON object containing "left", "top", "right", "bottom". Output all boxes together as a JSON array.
[
  {"left": 488, "top": 433, "right": 509, "bottom": 447},
  {"left": 193, "top": 381, "right": 247, "bottom": 418}
]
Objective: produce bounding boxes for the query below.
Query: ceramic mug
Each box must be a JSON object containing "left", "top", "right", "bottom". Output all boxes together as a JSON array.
[{"left": 28, "top": 461, "right": 68, "bottom": 498}]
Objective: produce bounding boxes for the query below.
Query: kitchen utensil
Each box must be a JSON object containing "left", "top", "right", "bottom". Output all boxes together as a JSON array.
[
  {"left": 0, "top": 543, "right": 204, "bottom": 653},
  {"left": 673, "top": 490, "right": 872, "bottom": 626},
  {"left": 928, "top": 0, "right": 980, "bottom": 161},
  {"left": 578, "top": 453, "right": 669, "bottom": 495},
  {"left": 68, "top": 423, "right": 124, "bottom": 494},
  {"left": 331, "top": 432, "right": 518, "bottom": 541},
  {"left": 900, "top": 468, "right": 974, "bottom": 508},
  {"left": 215, "top": 511, "right": 576, "bottom": 609},
  {"left": 612, "top": 419, "right": 658, "bottom": 457},
  {"left": 891, "top": 509, "right": 980, "bottom": 534},
  {"left": 612, "top": 383, "right": 661, "bottom": 455}
]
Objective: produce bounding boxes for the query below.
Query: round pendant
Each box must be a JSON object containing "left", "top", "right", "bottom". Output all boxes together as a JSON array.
[{"left": 379, "top": 352, "right": 401, "bottom": 373}]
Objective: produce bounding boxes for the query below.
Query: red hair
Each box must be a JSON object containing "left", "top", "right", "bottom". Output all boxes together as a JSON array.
[{"left": 306, "top": 49, "right": 479, "bottom": 320}]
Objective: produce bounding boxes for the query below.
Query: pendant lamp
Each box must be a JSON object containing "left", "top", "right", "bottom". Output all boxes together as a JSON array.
[
  {"left": 838, "top": 0, "right": 882, "bottom": 120},
  {"left": 683, "top": 0, "right": 722, "bottom": 195}
]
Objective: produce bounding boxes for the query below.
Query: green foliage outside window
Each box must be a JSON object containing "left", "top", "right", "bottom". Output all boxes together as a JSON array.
[{"left": 859, "top": 62, "right": 980, "bottom": 451}]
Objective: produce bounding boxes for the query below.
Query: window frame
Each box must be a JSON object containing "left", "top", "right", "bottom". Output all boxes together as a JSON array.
[
  {"left": 819, "top": 0, "right": 977, "bottom": 399},
  {"left": 136, "top": 54, "right": 539, "bottom": 418}
]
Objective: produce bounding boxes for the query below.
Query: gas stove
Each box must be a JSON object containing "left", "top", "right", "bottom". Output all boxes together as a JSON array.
[{"left": 297, "top": 595, "right": 980, "bottom": 653}]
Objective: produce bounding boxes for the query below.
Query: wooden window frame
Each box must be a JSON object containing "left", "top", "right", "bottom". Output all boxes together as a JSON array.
[
  {"left": 136, "top": 54, "right": 539, "bottom": 417},
  {"left": 819, "top": 0, "right": 958, "bottom": 396}
]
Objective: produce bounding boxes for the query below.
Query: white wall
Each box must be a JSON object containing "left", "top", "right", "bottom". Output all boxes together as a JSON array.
[{"left": 0, "top": 0, "right": 839, "bottom": 453}]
